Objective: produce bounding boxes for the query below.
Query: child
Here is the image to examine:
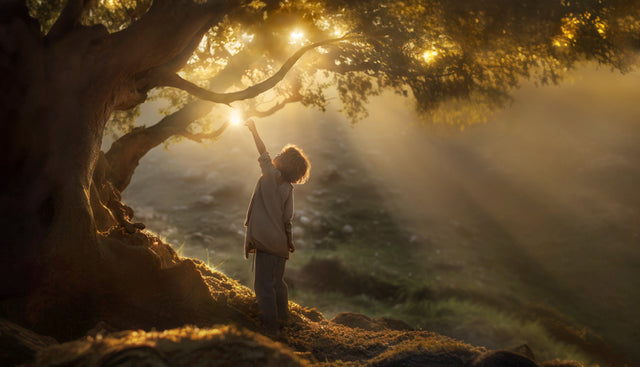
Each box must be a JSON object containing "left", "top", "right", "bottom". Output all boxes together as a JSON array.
[{"left": 243, "top": 119, "right": 310, "bottom": 336}]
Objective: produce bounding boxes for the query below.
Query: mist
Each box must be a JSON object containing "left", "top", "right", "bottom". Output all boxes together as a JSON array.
[{"left": 121, "top": 63, "right": 640, "bottom": 364}]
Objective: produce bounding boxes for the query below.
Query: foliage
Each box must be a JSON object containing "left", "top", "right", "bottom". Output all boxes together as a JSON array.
[{"left": 26, "top": 0, "right": 640, "bottom": 137}]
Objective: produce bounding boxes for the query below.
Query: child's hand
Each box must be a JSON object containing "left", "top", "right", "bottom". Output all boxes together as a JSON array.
[
  {"left": 288, "top": 241, "right": 295, "bottom": 253},
  {"left": 245, "top": 119, "right": 256, "bottom": 131}
]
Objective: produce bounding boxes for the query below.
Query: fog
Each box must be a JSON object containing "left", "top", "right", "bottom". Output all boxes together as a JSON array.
[
  {"left": 122, "top": 64, "right": 640, "bottom": 364},
  {"left": 347, "top": 65, "right": 640, "bottom": 360}
]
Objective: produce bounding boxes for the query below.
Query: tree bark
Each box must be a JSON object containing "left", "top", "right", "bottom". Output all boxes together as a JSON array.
[
  {"left": 0, "top": 1, "right": 227, "bottom": 339},
  {"left": 105, "top": 100, "right": 215, "bottom": 192}
]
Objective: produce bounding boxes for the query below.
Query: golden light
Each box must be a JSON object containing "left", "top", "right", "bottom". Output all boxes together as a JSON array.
[
  {"left": 422, "top": 49, "right": 438, "bottom": 63},
  {"left": 242, "top": 33, "right": 255, "bottom": 43},
  {"left": 289, "top": 30, "right": 305, "bottom": 44},
  {"left": 101, "top": 0, "right": 119, "bottom": 9},
  {"left": 229, "top": 110, "right": 243, "bottom": 126}
]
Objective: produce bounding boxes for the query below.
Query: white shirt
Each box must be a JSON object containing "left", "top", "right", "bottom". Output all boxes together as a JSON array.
[{"left": 244, "top": 152, "right": 294, "bottom": 259}]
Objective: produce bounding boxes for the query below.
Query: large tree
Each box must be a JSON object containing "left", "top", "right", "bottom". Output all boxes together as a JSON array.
[{"left": 1, "top": 0, "right": 639, "bottom": 339}]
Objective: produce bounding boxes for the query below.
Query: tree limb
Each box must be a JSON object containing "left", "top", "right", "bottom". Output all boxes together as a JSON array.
[
  {"left": 160, "top": 36, "right": 353, "bottom": 104},
  {"left": 159, "top": 19, "right": 218, "bottom": 74},
  {"left": 47, "top": 0, "right": 91, "bottom": 40},
  {"left": 181, "top": 121, "right": 229, "bottom": 143},
  {"left": 134, "top": 19, "right": 218, "bottom": 94},
  {"left": 245, "top": 92, "right": 303, "bottom": 118},
  {"left": 109, "top": 0, "right": 220, "bottom": 76}
]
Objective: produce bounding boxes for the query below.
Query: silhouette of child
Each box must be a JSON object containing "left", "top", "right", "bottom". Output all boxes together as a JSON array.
[{"left": 243, "top": 119, "right": 310, "bottom": 336}]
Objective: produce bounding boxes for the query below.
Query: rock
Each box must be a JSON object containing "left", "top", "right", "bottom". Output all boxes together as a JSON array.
[
  {"left": 197, "top": 194, "right": 215, "bottom": 205},
  {"left": 374, "top": 317, "right": 414, "bottom": 331},
  {"left": 293, "top": 226, "right": 304, "bottom": 237},
  {"left": 331, "top": 312, "right": 387, "bottom": 331},
  {"left": 511, "top": 344, "right": 536, "bottom": 361},
  {"left": 472, "top": 350, "right": 538, "bottom": 367},
  {"left": 342, "top": 224, "right": 353, "bottom": 234}
]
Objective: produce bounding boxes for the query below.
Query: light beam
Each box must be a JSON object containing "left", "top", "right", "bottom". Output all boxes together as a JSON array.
[{"left": 229, "top": 110, "right": 243, "bottom": 126}]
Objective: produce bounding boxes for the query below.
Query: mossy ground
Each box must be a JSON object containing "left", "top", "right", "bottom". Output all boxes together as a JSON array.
[{"left": 16, "top": 258, "right": 583, "bottom": 367}]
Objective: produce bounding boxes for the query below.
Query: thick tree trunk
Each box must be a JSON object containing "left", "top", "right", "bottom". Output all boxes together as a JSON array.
[
  {"left": 1, "top": 1, "right": 103, "bottom": 297},
  {"left": 0, "top": 2, "right": 223, "bottom": 340}
]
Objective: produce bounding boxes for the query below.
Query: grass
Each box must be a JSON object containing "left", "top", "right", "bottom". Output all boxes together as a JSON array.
[{"left": 289, "top": 287, "right": 592, "bottom": 365}]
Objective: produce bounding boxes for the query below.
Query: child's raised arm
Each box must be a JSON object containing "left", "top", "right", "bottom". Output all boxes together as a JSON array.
[{"left": 245, "top": 119, "right": 266, "bottom": 155}]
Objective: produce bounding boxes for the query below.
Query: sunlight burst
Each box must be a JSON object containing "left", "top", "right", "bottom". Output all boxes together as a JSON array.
[
  {"left": 101, "top": 0, "right": 119, "bottom": 9},
  {"left": 242, "top": 33, "right": 255, "bottom": 43},
  {"left": 290, "top": 30, "right": 305, "bottom": 44},
  {"left": 422, "top": 49, "right": 438, "bottom": 63},
  {"left": 333, "top": 28, "right": 345, "bottom": 37},
  {"left": 229, "top": 110, "right": 243, "bottom": 126}
]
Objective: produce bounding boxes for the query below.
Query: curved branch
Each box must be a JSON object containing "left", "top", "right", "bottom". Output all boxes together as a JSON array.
[
  {"left": 181, "top": 122, "right": 229, "bottom": 143},
  {"left": 161, "top": 36, "right": 353, "bottom": 104},
  {"left": 105, "top": 100, "right": 214, "bottom": 191},
  {"left": 246, "top": 92, "right": 303, "bottom": 118}
]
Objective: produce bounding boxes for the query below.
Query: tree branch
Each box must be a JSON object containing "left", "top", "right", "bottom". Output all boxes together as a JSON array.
[
  {"left": 109, "top": 0, "right": 221, "bottom": 76},
  {"left": 160, "top": 19, "right": 217, "bottom": 74},
  {"left": 134, "top": 19, "right": 218, "bottom": 95},
  {"left": 160, "top": 36, "right": 353, "bottom": 104},
  {"left": 47, "top": 0, "right": 91, "bottom": 40},
  {"left": 245, "top": 92, "right": 303, "bottom": 118},
  {"left": 180, "top": 122, "right": 229, "bottom": 143}
]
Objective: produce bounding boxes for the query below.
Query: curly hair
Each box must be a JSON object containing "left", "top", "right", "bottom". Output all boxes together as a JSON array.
[{"left": 274, "top": 144, "right": 311, "bottom": 184}]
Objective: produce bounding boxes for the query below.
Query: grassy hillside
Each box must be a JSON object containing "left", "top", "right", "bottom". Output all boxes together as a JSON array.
[
  {"left": 2, "top": 257, "right": 583, "bottom": 367},
  {"left": 118, "top": 66, "right": 640, "bottom": 366}
]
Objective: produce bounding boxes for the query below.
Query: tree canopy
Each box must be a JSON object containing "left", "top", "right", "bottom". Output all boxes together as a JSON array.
[{"left": 26, "top": 0, "right": 640, "bottom": 139}]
